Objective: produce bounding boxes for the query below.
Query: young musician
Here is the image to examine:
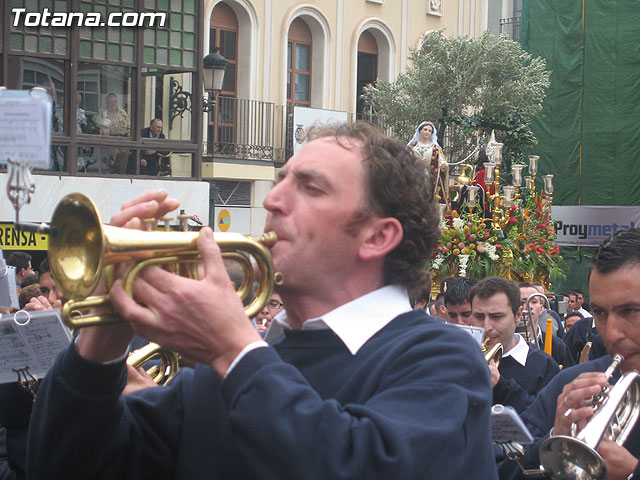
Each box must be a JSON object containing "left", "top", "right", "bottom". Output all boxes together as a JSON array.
[{"left": 469, "top": 277, "right": 559, "bottom": 413}]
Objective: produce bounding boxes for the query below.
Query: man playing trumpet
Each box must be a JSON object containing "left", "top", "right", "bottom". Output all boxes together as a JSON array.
[
  {"left": 27, "top": 122, "right": 497, "bottom": 479},
  {"left": 468, "top": 277, "right": 559, "bottom": 414},
  {"left": 500, "top": 228, "right": 640, "bottom": 480}
]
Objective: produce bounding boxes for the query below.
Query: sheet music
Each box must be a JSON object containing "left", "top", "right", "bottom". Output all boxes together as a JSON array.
[
  {"left": 491, "top": 404, "right": 534, "bottom": 444},
  {"left": 0, "top": 309, "right": 72, "bottom": 383},
  {"left": 0, "top": 88, "right": 52, "bottom": 168},
  {"left": 449, "top": 323, "right": 485, "bottom": 345}
]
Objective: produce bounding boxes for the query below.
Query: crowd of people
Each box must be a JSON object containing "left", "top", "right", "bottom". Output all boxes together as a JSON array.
[{"left": 1, "top": 121, "right": 639, "bottom": 479}]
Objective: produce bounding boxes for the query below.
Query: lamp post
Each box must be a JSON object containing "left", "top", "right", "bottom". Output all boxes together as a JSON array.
[{"left": 203, "top": 47, "right": 228, "bottom": 112}]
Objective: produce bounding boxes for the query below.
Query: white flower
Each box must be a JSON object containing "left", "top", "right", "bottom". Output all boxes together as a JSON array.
[
  {"left": 484, "top": 244, "right": 499, "bottom": 261},
  {"left": 452, "top": 217, "right": 465, "bottom": 232},
  {"left": 431, "top": 253, "right": 445, "bottom": 270},
  {"left": 458, "top": 254, "right": 470, "bottom": 277}
]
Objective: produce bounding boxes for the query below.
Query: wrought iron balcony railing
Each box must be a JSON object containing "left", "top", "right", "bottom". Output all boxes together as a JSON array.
[
  {"left": 500, "top": 16, "right": 522, "bottom": 42},
  {"left": 203, "top": 96, "right": 393, "bottom": 168}
]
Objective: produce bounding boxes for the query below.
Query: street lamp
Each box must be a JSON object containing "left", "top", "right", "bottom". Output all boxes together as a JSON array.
[{"left": 203, "top": 47, "right": 228, "bottom": 112}]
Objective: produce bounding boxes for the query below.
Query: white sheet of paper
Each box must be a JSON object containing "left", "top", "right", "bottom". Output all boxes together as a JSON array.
[
  {"left": 449, "top": 323, "right": 485, "bottom": 345},
  {"left": 0, "top": 89, "right": 52, "bottom": 168},
  {"left": 0, "top": 309, "right": 72, "bottom": 383},
  {"left": 491, "top": 404, "right": 534, "bottom": 444}
]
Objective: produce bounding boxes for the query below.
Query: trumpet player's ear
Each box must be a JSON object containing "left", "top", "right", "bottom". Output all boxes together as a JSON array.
[{"left": 358, "top": 216, "right": 403, "bottom": 261}]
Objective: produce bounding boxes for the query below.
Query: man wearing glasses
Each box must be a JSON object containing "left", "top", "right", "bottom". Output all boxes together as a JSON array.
[{"left": 256, "top": 292, "right": 284, "bottom": 333}]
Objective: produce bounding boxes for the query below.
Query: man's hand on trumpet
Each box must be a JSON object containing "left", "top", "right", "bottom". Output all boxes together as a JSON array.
[
  {"left": 553, "top": 372, "right": 608, "bottom": 437},
  {"left": 76, "top": 189, "right": 180, "bottom": 364},
  {"left": 109, "top": 227, "right": 263, "bottom": 379}
]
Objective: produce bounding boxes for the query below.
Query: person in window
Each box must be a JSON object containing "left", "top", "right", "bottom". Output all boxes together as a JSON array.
[
  {"left": 97, "top": 93, "right": 131, "bottom": 174},
  {"left": 140, "top": 119, "right": 167, "bottom": 176},
  {"left": 98, "top": 93, "right": 130, "bottom": 137}
]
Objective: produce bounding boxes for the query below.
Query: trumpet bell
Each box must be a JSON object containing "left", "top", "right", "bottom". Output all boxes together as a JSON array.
[
  {"left": 49, "top": 193, "right": 106, "bottom": 301},
  {"left": 538, "top": 435, "right": 605, "bottom": 480}
]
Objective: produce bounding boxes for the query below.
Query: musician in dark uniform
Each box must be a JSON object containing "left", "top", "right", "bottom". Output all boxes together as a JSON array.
[
  {"left": 499, "top": 228, "right": 640, "bottom": 480},
  {"left": 469, "top": 277, "right": 559, "bottom": 414},
  {"left": 519, "top": 283, "right": 574, "bottom": 369},
  {"left": 563, "top": 314, "right": 598, "bottom": 363},
  {"left": 27, "top": 122, "right": 498, "bottom": 479}
]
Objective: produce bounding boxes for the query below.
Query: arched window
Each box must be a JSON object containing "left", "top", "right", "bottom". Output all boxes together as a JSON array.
[
  {"left": 356, "top": 31, "right": 378, "bottom": 115},
  {"left": 209, "top": 2, "right": 238, "bottom": 155},
  {"left": 287, "top": 18, "right": 312, "bottom": 114}
]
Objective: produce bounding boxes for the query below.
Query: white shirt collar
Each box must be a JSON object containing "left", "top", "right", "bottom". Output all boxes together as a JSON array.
[
  {"left": 502, "top": 334, "right": 529, "bottom": 367},
  {"left": 269, "top": 285, "right": 412, "bottom": 355}
]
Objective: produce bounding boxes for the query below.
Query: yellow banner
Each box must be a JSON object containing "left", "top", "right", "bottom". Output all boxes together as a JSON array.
[{"left": 0, "top": 224, "right": 49, "bottom": 251}]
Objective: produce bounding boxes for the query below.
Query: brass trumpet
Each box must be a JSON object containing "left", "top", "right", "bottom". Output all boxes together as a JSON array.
[
  {"left": 481, "top": 336, "right": 503, "bottom": 368},
  {"left": 539, "top": 354, "right": 640, "bottom": 479},
  {"left": 127, "top": 342, "right": 180, "bottom": 386},
  {"left": 48, "top": 193, "right": 283, "bottom": 329}
]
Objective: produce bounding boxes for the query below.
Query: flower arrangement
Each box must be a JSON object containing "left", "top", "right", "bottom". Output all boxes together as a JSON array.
[
  {"left": 431, "top": 209, "right": 504, "bottom": 280},
  {"left": 430, "top": 190, "right": 564, "bottom": 286}
]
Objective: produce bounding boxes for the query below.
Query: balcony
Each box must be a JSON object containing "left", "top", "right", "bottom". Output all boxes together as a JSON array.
[
  {"left": 203, "top": 96, "right": 393, "bottom": 168},
  {"left": 500, "top": 16, "right": 522, "bottom": 42}
]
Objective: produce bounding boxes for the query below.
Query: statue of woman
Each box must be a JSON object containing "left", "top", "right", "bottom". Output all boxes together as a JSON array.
[{"left": 407, "top": 121, "right": 449, "bottom": 207}]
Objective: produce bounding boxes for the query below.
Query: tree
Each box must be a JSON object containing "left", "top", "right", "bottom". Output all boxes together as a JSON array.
[{"left": 363, "top": 30, "right": 550, "bottom": 169}]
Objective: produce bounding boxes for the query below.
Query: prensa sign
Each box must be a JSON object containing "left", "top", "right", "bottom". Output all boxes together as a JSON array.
[{"left": 0, "top": 223, "right": 48, "bottom": 250}]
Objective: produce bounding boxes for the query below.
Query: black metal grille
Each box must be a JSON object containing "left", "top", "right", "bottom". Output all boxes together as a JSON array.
[{"left": 500, "top": 17, "right": 522, "bottom": 42}]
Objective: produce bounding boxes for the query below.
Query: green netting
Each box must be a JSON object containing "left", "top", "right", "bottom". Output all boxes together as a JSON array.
[
  {"left": 522, "top": 0, "right": 640, "bottom": 293},
  {"left": 522, "top": 0, "right": 640, "bottom": 207},
  {"left": 550, "top": 246, "right": 596, "bottom": 301},
  {"left": 521, "top": 0, "right": 583, "bottom": 206}
]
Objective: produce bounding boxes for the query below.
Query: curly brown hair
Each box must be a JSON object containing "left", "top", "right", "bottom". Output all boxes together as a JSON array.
[{"left": 306, "top": 121, "right": 440, "bottom": 299}]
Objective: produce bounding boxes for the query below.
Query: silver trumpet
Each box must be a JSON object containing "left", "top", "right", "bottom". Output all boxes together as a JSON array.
[{"left": 539, "top": 354, "right": 640, "bottom": 479}]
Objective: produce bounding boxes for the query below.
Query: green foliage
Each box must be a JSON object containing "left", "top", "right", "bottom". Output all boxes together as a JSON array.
[{"left": 363, "top": 30, "right": 551, "bottom": 164}]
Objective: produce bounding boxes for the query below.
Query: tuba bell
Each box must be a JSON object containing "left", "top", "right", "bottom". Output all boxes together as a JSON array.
[
  {"left": 539, "top": 354, "right": 640, "bottom": 479},
  {"left": 48, "top": 193, "right": 283, "bottom": 329}
]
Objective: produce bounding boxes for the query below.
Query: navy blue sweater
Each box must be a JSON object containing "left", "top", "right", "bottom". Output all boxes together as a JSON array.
[
  {"left": 493, "top": 346, "right": 559, "bottom": 413},
  {"left": 27, "top": 310, "right": 498, "bottom": 479}
]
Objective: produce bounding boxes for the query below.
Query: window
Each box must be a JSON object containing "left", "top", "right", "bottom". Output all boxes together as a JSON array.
[
  {"left": 287, "top": 18, "right": 312, "bottom": 113},
  {"left": 2, "top": 0, "right": 203, "bottom": 177},
  {"left": 356, "top": 31, "right": 378, "bottom": 115},
  {"left": 208, "top": 1, "right": 239, "bottom": 156}
]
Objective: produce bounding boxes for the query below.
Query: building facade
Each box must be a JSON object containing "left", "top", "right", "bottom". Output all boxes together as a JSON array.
[{"left": 0, "top": 0, "right": 495, "bottom": 249}]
